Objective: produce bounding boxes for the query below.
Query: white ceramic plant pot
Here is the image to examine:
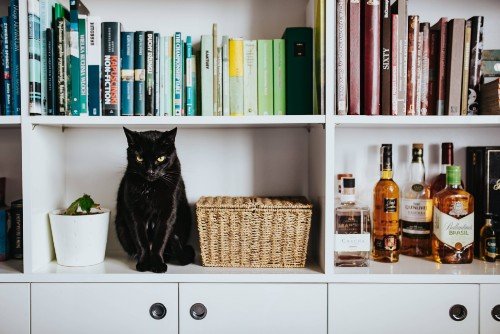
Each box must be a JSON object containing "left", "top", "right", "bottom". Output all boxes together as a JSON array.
[{"left": 49, "top": 209, "right": 110, "bottom": 267}]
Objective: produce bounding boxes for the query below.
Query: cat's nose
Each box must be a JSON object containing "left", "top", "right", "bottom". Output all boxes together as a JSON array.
[{"left": 147, "top": 169, "right": 154, "bottom": 175}]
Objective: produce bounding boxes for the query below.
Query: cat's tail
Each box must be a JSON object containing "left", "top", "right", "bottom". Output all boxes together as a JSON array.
[
  {"left": 177, "top": 245, "right": 195, "bottom": 266},
  {"left": 166, "top": 235, "right": 195, "bottom": 266}
]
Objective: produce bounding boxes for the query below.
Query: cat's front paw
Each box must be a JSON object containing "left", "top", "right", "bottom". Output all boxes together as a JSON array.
[
  {"left": 136, "top": 259, "right": 151, "bottom": 272},
  {"left": 150, "top": 257, "right": 168, "bottom": 273}
]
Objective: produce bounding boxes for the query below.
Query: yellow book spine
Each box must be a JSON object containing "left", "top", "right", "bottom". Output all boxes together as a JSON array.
[{"left": 229, "top": 38, "right": 244, "bottom": 116}]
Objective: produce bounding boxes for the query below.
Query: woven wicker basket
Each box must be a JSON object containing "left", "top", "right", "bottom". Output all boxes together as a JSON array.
[{"left": 196, "top": 196, "right": 312, "bottom": 268}]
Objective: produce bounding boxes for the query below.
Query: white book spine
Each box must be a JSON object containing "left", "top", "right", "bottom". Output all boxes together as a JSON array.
[
  {"left": 243, "top": 40, "right": 257, "bottom": 116},
  {"left": 201, "top": 35, "right": 213, "bottom": 116},
  {"left": 28, "top": 0, "right": 42, "bottom": 115},
  {"left": 222, "top": 36, "right": 229, "bottom": 116}
]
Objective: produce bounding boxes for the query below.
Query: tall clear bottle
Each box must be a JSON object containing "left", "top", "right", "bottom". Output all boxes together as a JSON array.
[
  {"left": 334, "top": 177, "right": 371, "bottom": 267},
  {"left": 432, "top": 166, "right": 474, "bottom": 264},
  {"left": 373, "top": 144, "right": 400, "bottom": 263},
  {"left": 401, "top": 144, "right": 433, "bottom": 257}
]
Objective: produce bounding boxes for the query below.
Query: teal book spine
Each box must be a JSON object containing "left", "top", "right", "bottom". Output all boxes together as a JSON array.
[
  {"left": 201, "top": 35, "right": 213, "bottom": 116},
  {"left": 133, "top": 31, "right": 145, "bottom": 116},
  {"left": 69, "top": 0, "right": 80, "bottom": 115},
  {"left": 257, "top": 39, "right": 273, "bottom": 115},
  {"left": 273, "top": 39, "right": 286, "bottom": 115},
  {"left": 173, "top": 32, "right": 182, "bottom": 116},
  {"left": 78, "top": 16, "right": 87, "bottom": 115},
  {"left": 185, "top": 36, "right": 194, "bottom": 116},
  {"left": 243, "top": 40, "right": 257, "bottom": 116},
  {"left": 120, "top": 31, "right": 134, "bottom": 116},
  {"left": 1, "top": 17, "right": 12, "bottom": 115},
  {"left": 28, "top": 0, "right": 42, "bottom": 115},
  {"left": 9, "top": 0, "right": 21, "bottom": 115}
]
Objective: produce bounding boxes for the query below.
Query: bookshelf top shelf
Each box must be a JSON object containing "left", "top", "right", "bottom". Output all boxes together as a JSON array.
[
  {"left": 331, "top": 115, "right": 500, "bottom": 128},
  {"left": 0, "top": 116, "right": 21, "bottom": 127},
  {"left": 29, "top": 115, "right": 326, "bottom": 129}
]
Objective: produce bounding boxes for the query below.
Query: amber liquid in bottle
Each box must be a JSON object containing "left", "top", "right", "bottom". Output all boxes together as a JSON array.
[
  {"left": 373, "top": 144, "right": 400, "bottom": 263},
  {"left": 432, "top": 166, "right": 474, "bottom": 264}
]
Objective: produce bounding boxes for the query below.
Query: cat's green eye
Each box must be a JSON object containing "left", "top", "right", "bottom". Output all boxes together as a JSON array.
[
  {"left": 157, "top": 156, "right": 166, "bottom": 163},
  {"left": 136, "top": 154, "right": 143, "bottom": 163}
]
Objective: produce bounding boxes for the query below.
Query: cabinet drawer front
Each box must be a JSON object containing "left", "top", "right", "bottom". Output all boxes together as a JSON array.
[
  {"left": 32, "top": 283, "right": 178, "bottom": 334},
  {"left": 0, "top": 283, "right": 30, "bottom": 334},
  {"left": 179, "top": 283, "right": 327, "bottom": 334},
  {"left": 480, "top": 284, "right": 500, "bottom": 334},
  {"left": 329, "top": 284, "right": 479, "bottom": 334}
]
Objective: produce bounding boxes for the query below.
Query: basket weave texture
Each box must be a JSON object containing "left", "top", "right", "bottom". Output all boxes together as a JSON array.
[{"left": 196, "top": 196, "right": 312, "bottom": 268}]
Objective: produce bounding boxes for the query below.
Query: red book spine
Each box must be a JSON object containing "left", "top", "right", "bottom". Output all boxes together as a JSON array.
[
  {"left": 420, "top": 23, "right": 430, "bottom": 115},
  {"left": 362, "top": 0, "right": 381, "bottom": 115},
  {"left": 427, "top": 29, "right": 439, "bottom": 115},
  {"left": 391, "top": 13, "right": 399, "bottom": 115},
  {"left": 337, "top": 0, "right": 348, "bottom": 115},
  {"left": 380, "top": 0, "right": 391, "bottom": 115},
  {"left": 406, "top": 15, "right": 419, "bottom": 116},
  {"left": 348, "top": 0, "right": 361, "bottom": 115}
]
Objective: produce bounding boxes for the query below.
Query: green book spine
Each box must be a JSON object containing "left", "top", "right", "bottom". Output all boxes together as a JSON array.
[
  {"left": 243, "top": 40, "right": 257, "bottom": 116},
  {"left": 78, "top": 16, "right": 87, "bottom": 115},
  {"left": 273, "top": 39, "right": 286, "bottom": 115},
  {"left": 257, "top": 39, "right": 273, "bottom": 115}
]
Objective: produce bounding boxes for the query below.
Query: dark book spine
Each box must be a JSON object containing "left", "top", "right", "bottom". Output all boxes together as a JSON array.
[
  {"left": 55, "top": 18, "right": 68, "bottom": 115},
  {"left": 420, "top": 23, "right": 430, "bottom": 115},
  {"left": 154, "top": 32, "right": 160, "bottom": 116},
  {"left": 102, "top": 22, "right": 121, "bottom": 116},
  {"left": 380, "top": 0, "right": 391, "bottom": 115},
  {"left": 391, "top": 0, "right": 407, "bottom": 115},
  {"left": 445, "top": 19, "right": 465, "bottom": 116},
  {"left": 406, "top": 16, "right": 419, "bottom": 116},
  {"left": 145, "top": 31, "right": 154, "bottom": 116},
  {"left": 391, "top": 13, "right": 398, "bottom": 115},
  {"left": 134, "top": 31, "right": 146, "bottom": 116},
  {"left": 46, "top": 28, "right": 56, "bottom": 115},
  {"left": 120, "top": 32, "right": 134, "bottom": 116},
  {"left": 433, "top": 18, "right": 448, "bottom": 115},
  {"left": 347, "top": 0, "right": 361, "bottom": 115},
  {"left": 8, "top": 1, "right": 21, "bottom": 116},
  {"left": 467, "top": 16, "right": 484, "bottom": 115},
  {"left": 1, "top": 17, "right": 12, "bottom": 116},
  {"left": 362, "top": 0, "right": 380, "bottom": 115},
  {"left": 0, "top": 22, "right": 3, "bottom": 115},
  {"left": 336, "top": 0, "right": 348, "bottom": 115},
  {"left": 10, "top": 201, "right": 22, "bottom": 259}
]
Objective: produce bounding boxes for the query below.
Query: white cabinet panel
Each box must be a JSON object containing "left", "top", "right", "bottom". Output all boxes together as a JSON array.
[
  {"left": 0, "top": 283, "right": 30, "bottom": 334},
  {"left": 32, "top": 283, "right": 178, "bottom": 334},
  {"left": 480, "top": 284, "right": 500, "bottom": 334},
  {"left": 329, "top": 284, "right": 479, "bottom": 334},
  {"left": 179, "top": 283, "right": 327, "bottom": 334}
]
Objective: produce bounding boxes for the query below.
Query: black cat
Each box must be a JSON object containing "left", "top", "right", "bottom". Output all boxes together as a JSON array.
[{"left": 115, "top": 127, "right": 195, "bottom": 273}]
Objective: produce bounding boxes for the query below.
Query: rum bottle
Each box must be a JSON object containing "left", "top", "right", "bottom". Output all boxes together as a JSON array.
[
  {"left": 335, "top": 177, "right": 371, "bottom": 267},
  {"left": 373, "top": 144, "right": 400, "bottom": 263},
  {"left": 401, "top": 144, "right": 433, "bottom": 257},
  {"left": 432, "top": 166, "right": 474, "bottom": 264},
  {"left": 480, "top": 214, "right": 497, "bottom": 262}
]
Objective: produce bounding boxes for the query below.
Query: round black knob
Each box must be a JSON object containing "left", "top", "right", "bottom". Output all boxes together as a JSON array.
[
  {"left": 492, "top": 305, "right": 500, "bottom": 322},
  {"left": 190, "top": 303, "right": 207, "bottom": 320},
  {"left": 449, "top": 304, "right": 468, "bottom": 321},
  {"left": 149, "top": 303, "right": 167, "bottom": 320}
]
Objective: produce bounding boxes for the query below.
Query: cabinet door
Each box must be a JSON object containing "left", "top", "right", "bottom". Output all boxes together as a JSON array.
[
  {"left": 0, "top": 283, "right": 30, "bottom": 334},
  {"left": 329, "top": 284, "right": 479, "bottom": 334},
  {"left": 32, "top": 283, "right": 178, "bottom": 334},
  {"left": 179, "top": 283, "right": 327, "bottom": 334},
  {"left": 480, "top": 284, "right": 500, "bottom": 334}
]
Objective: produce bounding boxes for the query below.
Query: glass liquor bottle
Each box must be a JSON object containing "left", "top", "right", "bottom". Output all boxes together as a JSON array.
[
  {"left": 430, "top": 143, "right": 463, "bottom": 197},
  {"left": 373, "top": 144, "right": 400, "bottom": 263},
  {"left": 432, "top": 166, "right": 474, "bottom": 264},
  {"left": 401, "top": 144, "right": 433, "bottom": 257},
  {"left": 480, "top": 214, "right": 497, "bottom": 262},
  {"left": 334, "top": 177, "right": 371, "bottom": 267}
]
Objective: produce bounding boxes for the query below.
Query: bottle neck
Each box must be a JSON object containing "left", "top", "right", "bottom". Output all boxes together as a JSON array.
[
  {"left": 441, "top": 147, "right": 453, "bottom": 174},
  {"left": 340, "top": 188, "right": 356, "bottom": 204},
  {"left": 381, "top": 169, "right": 393, "bottom": 180},
  {"left": 446, "top": 182, "right": 462, "bottom": 190},
  {"left": 410, "top": 160, "right": 425, "bottom": 183}
]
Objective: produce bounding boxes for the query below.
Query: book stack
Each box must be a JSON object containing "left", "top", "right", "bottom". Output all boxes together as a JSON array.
[
  {"left": 336, "top": 0, "right": 486, "bottom": 116},
  {"left": 0, "top": 0, "right": 21, "bottom": 116},
  {"left": 30, "top": 0, "right": 299, "bottom": 117}
]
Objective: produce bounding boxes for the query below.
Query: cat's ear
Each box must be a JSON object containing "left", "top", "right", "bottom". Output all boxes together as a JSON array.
[
  {"left": 162, "top": 127, "right": 177, "bottom": 143},
  {"left": 123, "top": 127, "right": 137, "bottom": 146}
]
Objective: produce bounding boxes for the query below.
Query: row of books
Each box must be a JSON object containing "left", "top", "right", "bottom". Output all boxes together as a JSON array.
[
  {"left": 336, "top": 0, "right": 489, "bottom": 116},
  {"left": 0, "top": 0, "right": 21, "bottom": 116},
  {"left": 29, "top": 0, "right": 314, "bottom": 117}
]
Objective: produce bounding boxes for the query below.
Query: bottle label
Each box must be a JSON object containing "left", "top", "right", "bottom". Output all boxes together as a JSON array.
[
  {"left": 401, "top": 198, "right": 432, "bottom": 239},
  {"left": 384, "top": 198, "right": 397, "bottom": 213},
  {"left": 335, "top": 234, "right": 371, "bottom": 252},
  {"left": 433, "top": 207, "right": 474, "bottom": 249},
  {"left": 374, "top": 235, "right": 400, "bottom": 251},
  {"left": 485, "top": 237, "right": 497, "bottom": 258}
]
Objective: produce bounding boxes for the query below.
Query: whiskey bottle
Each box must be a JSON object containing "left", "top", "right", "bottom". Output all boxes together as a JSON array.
[
  {"left": 334, "top": 177, "right": 371, "bottom": 267},
  {"left": 401, "top": 144, "right": 433, "bottom": 257},
  {"left": 373, "top": 144, "right": 400, "bottom": 263},
  {"left": 480, "top": 214, "right": 497, "bottom": 262},
  {"left": 432, "top": 166, "right": 474, "bottom": 264},
  {"left": 430, "top": 143, "right": 462, "bottom": 197}
]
